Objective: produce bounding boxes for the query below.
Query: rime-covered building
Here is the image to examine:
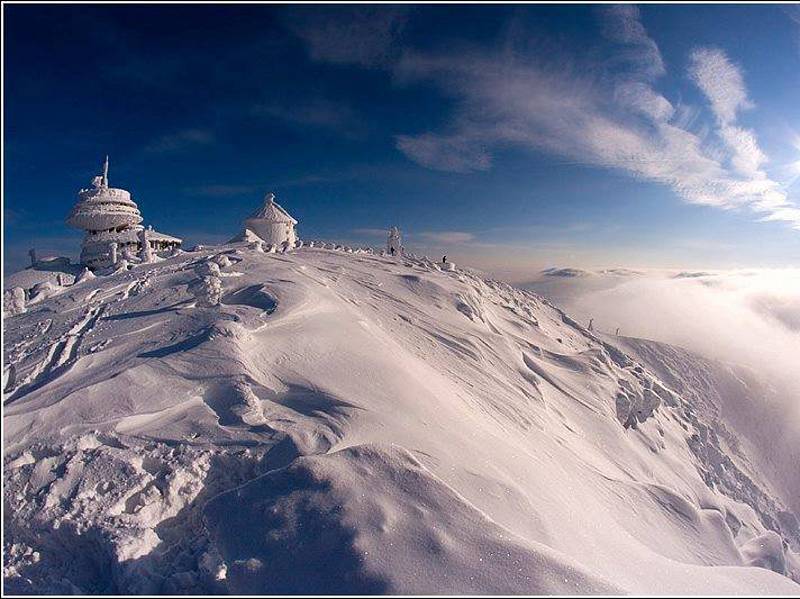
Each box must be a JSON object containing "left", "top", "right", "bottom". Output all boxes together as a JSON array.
[
  {"left": 387, "top": 226, "right": 403, "bottom": 256},
  {"left": 66, "top": 157, "right": 181, "bottom": 269},
  {"left": 241, "top": 192, "right": 298, "bottom": 248}
]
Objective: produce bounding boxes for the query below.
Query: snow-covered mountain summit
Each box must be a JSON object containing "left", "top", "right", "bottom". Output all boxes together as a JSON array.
[{"left": 3, "top": 244, "right": 799, "bottom": 594}]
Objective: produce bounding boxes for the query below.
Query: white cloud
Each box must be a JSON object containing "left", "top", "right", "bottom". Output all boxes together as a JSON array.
[
  {"left": 760, "top": 206, "right": 800, "bottom": 224},
  {"left": 393, "top": 13, "right": 800, "bottom": 230},
  {"left": 417, "top": 231, "right": 475, "bottom": 244},
  {"left": 688, "top": 48, "right": 767, "bottom": 178},
  {"left": 396, "top": 133, "right": 491, "bottom": 173},
  {"left": 395, "top": 50, "right": 722, "bottom": 195},
  {"left": 614, "top": 82, "right": 674, "bottom": 121},
  {"left": 599, "top": 4, "right": 665, "bottom": 79},
  {"left": 689, "top": 47, "right": 753, "bottom": 125},
  {"left": 688, "top": 47, "right": 800, "bottom": 227},
  {"left": 719, "top": 125, "right": 767, "bottom": 176}
]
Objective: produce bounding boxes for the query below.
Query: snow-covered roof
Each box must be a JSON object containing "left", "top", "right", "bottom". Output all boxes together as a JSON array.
[
  {"left": 228, "top": 228, "right": 264, "bottom": 244},
  {"left": 246, "top": 193, "right": 297, "bottom": 225},
  {"left": 4, "top": 262, "right": 82, "bottom": 292},
  {"left": 145, "top": 229, "right": 183, "bottom": 243}
]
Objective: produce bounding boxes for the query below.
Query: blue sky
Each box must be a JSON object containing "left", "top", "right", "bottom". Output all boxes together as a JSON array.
[{"left": 4, "top": 3, "right": 800, "bottom": 280}]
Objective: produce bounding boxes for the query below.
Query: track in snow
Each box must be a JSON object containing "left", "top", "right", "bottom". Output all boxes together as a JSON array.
[{"left": 5, "top": 303, "right": 105, "bottom": 403}]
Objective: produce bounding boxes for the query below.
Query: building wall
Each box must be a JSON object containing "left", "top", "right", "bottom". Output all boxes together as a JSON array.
[
  {"left": 80, "top": 236, "right": 181, "bottom": 270},
  {"left": 246, "top": 220, "right": 296, "bottom": 247}
]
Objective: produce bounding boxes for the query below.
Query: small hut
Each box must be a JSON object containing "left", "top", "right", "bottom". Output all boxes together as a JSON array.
[{"left": 243, "top": 192, "right": 298, "bottom": 247}]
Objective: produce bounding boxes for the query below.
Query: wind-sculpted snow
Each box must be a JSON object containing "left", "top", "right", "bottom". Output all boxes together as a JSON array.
[
  {"left": 3, "top": 246, "right": 799, "bottom": 594},
  {"left": 204, "top": 444, "right": 621, "bottom": 594},
  {"left": 611, "top": 335, "right": 800, "bottom": 548}
]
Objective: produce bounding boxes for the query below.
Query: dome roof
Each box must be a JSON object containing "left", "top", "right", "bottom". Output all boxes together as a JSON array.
[
  {"left": 67, "top": 157, "right": 143, "bottom": 231},
  {"left": 246, "top": 193, "right": 297, "bottom": 225}
]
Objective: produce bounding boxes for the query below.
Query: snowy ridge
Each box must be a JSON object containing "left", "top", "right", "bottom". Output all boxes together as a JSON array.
[
  {"left": 609, "top": 335, "right": 800, "bottom": 548},
  {"left": 3, "top": 245, "right": 799, "bottom": 594}
]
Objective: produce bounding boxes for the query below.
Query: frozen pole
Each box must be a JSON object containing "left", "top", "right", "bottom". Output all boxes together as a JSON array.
[
  {"left": 103, "top": 155, "right": 109, "bottom": 187},
  {"left": 139, "top": 228, "right": 154, "bottom": 263}
]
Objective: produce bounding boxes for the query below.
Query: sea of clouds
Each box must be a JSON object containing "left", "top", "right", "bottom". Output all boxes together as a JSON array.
[
  {"left": 525, "top": 267, "right": 800, "bottom": 510},
  {"left": 525, "top": 267, "right": 800, "bottom": 389}
]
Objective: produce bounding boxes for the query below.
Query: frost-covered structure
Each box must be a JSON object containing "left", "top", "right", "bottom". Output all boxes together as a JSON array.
[
  {"left": 189, "top": 262, "right": 223, "bottom": 307},
  {"left": 66, "top": 157, "right": 182, "bottom": 270},
  {"left": 387, "top": 226, "right": 403, "bottom": 256},
  {"left": 242, "top": 192, "right": 297, "bottom": 248},
  {"left": 3, "top": 287, "right": 27, "bottom": 316}
]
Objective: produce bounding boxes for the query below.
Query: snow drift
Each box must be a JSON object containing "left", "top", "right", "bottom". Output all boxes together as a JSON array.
[
  {"left": 3, "top": 246, "right": 799, "bottom": 594},
  {"left": 524, "top": 267, "right": 800, "bottom": 516}
]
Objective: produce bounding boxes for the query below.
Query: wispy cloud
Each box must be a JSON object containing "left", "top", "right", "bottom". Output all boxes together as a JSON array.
[
  {"left": 282, "top": 5, "right": 408, "bottom": 68},
  {"left": 253, "top": 98, "right": 366, "bottom": 137},
  {"left": 599, "top": 4, "right": 665, "bottom": 79},
  {"left": 396, "top": 133, "right": 492, "bottom": 173},
  {"left": 416, "top": 231, "right": 475, "bottom": 244},
  {"left": 352, "top": 227, "right": 390, "bottom": 238},
  {"left": 688, "top": 47, "right": 796, "bottom": 222},
  {"left": 688, "top": 48, "right": 766, "bottom": 177},
  {"left": 689, "top": 47, "right": 753, "bottom": 125},
  {"left": 393, "top": 9, "right": 800, "bottom": 230},
  {"left": 613, "top": 82, "right": 674, "bottom": 121},
  {"left": 784, "top": 5, "right": 800, "bottom": 55},
  {"left": 145, "top": 129, "right": 215, "bottom": 154}
]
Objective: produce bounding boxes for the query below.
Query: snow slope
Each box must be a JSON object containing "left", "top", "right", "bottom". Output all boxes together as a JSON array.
[{"left": 3, "top": 245, "right": 799, "bottom": 594}]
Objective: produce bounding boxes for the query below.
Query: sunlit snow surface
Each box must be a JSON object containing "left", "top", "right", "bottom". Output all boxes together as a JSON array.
[{"left": 3, "top": 245, "right": 799, "bottom": 594}]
